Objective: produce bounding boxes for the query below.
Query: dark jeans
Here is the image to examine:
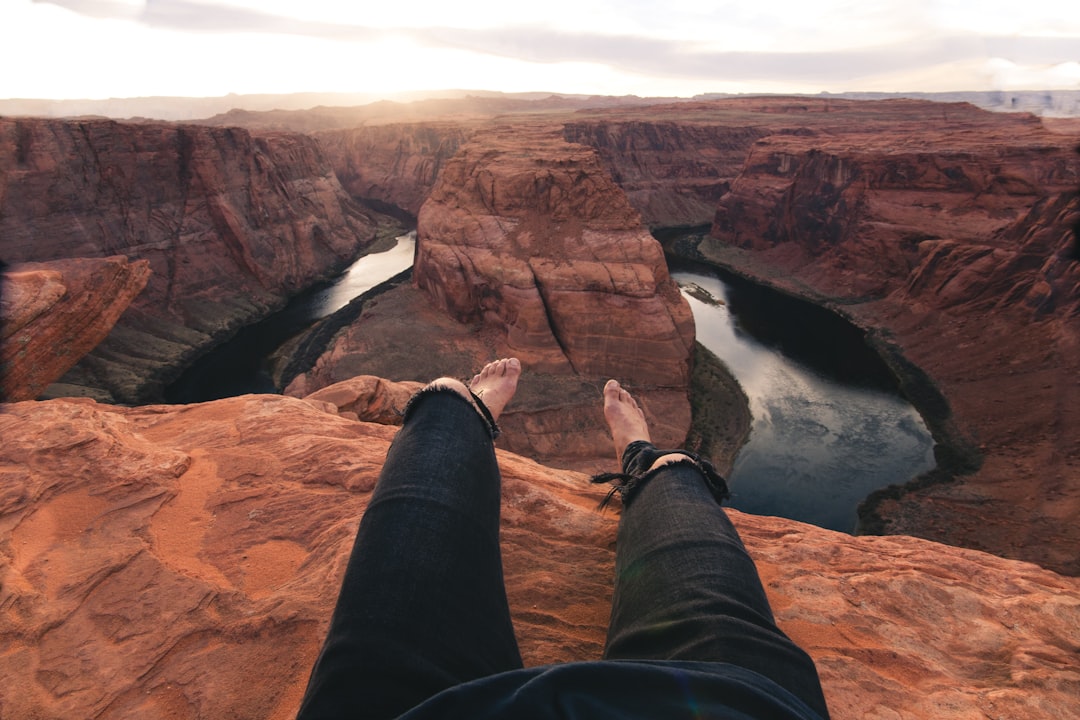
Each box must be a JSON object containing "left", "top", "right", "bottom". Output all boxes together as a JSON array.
[{"left": 296, "top": 389, "right": 829, "bottom": 719}]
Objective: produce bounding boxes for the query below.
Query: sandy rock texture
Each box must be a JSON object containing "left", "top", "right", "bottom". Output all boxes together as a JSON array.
[
  {"left": 0, "top": 118, "right": 382, "bottom": 403},
  {"left": 1, "top": 257, "right": 151, "bottom": 402},
  {"left": 1, "top": 386, "right": 1077, "bottom": 720},
  {"left": 692, "top": 99, "right": 1080, "bottom": 574}
]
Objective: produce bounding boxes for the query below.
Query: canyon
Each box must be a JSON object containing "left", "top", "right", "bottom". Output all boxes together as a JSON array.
[
  {"left": 1, "top": 95, "right": 1078, "bottom": 718},
  {"left": 0, "top": 118, "right": 394, "bottom": 403}
]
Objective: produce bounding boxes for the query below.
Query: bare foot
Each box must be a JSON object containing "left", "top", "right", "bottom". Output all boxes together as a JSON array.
[
  {"left": 469, "top": 357, "right": 521, "bottom": 422},
  {"left": 603, "top": 379, "right": 651, "bottom": 461},
  {"left": 603, "top": 380, "right": 693, "bottom": 470}
]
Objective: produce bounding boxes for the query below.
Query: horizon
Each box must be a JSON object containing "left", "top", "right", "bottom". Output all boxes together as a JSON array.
[{"left": 3, "top": 0, "right": 1079, "bottom": 102}]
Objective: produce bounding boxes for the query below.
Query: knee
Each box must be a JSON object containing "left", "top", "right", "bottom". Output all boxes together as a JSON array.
[
  {"left": 425, "top": 377, "right": 471, "bottom": 399},
  {"left": 647, "top": 453, "right": 694, "bottom": 472}
]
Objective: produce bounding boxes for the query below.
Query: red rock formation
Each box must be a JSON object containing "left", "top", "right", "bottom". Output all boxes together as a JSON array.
[
  {"left": 289, "top": 126, "right": 696, "bottom": 467},
  {"left": 0, "top": 117, "right": 382, "bottom": 402},
  {"left": 315, "top": 123, "right": 474, "bottom": 217},
  {"left": 414, "top": 126, "right": 694, "bottom": 385},
  {"left": 697, "top": 102, "right": 1080, "bottom": 574},
  {"left": 2, "top": 388, "right": 1078, "bottom": 719},
  {"left": 0, "top": 257, "right": 151, "bottom": 401},
  {"left": 562, "top": 120, "right": 767, "bottom": 227}
]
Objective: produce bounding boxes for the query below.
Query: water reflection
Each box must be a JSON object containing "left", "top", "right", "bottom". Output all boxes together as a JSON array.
[
  {"left": 674, "top": 269, "right": 935, "bottom": 532},
  {"left": 295, "top": 232, "right": 416, "bottom": 323},
  {"left": 164, "top": 233, "right": 416, "bottom": 402}
]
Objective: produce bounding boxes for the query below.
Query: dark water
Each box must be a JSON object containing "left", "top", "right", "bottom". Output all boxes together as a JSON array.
[
  {"left": 165, "top": 234, "right": 416, "bottom": 403},
  {"left": 673, "top": 263, "right": 935, "bottom": 532},
  {"left": 162, "top": 230, "right": 933, "bottom": 532}
]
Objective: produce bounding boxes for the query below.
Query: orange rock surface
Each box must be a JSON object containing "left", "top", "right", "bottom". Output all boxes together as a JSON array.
[
  {"left": 2, "top": 385, "right": 1078, "bottom": 719},
  {"left": 1, "top": 257, "right": 151, "bottom": 402}
]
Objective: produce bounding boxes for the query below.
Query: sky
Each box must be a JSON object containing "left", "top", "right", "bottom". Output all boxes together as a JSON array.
[{"left": 2, "top": 0, "right": 1079, "bottom": 100}]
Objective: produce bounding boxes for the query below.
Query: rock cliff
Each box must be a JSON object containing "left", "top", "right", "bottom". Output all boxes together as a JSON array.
[
  {"left": 694, "top": 101, "right": 1080, "bottom": 574},
  {"left": 2, "top": 387, "right": 1077, "bottom": 720},
  {"left": 0, "top": 257, "right": 151, "bottom": 402},
  {"left": 0, "top": 118, "right": 384, "bottom": 402},
  {"left": 315, "top": 123, "right": 474, "bottom": 217},
  {"left": 562, "top": 119, "right": 767, "bottom": 227},
  {"left": 289, "top": 126, "right": 696, "bottom": 467}
]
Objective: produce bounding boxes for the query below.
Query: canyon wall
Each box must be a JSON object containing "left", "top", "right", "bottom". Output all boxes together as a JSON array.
[
  {"left": 0, "top": 118, "right": 383, "bottom": 402},
  {"left": 2, "top": 387, "right": 1078, "bottom": 719},
  {"left": 0, "top": 257, "right": 151, "bottom": 402},
  {"left": 315, "top": 123, "right": 474, "bottom": 217},
  {"left": 562, "top": 120, "right": 767, "bottom": 227},
  {"left": 693, "top": 101, "right": 1080, "bottom": 574}
]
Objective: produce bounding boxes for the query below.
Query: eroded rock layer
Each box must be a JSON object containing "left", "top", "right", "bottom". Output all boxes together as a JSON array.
[
  {"left": 414, "top": 127, "right": 694, "bottom": 385},
  {"left": 562, "top": 120, "right": 768, "bottom": 227},
  {"left": 0, "top": 118, "right": 381, "bottom": 402},
  {"left": 1, "top": 390, "right": 1077, "bottom": 720},
  {"left": 290, "top": 126, "right": 696, "bottom": 467},
  {"left": 694, "top": 100, "right": 1080, "bottom": 574},
  {"left": 315, "top": 123, "right": 473, "bottom": 217},
  {"left": 0, "top": 257, "right": 151, "bottom": 402}
]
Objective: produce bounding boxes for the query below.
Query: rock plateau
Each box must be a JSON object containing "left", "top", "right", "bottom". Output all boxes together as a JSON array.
[{"left": 2, "top": 93, "right": 1080, "bottom": 719}]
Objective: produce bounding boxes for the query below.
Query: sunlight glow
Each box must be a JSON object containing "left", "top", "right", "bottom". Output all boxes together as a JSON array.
[{"left": 2, "top": 0, "right": 1078, "bottom": 100}]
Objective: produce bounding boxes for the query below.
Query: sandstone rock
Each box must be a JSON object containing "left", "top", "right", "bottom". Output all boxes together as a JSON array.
[
  {"left": 696, "top": 102, "right": 1080, "bottom": 574},
  {"left": 316, "top": 123, "right": 473, "bottom": 217},
  {"left": 562, "top": 119, "right": 767, "bottom": 227},
  {"left": 1, "top": 393, "right": 1077, "bottom": 719},
  {"left": 290, "top": 126, "right": 696, "bottom": 468},
  {"left": 414, "top": 126, "right": 694, "bottom": 386},
  {"left": 0, "top": 118, "right": 382, "bottom": 402},
  {"left": 282, "top": 281, "right": 693, "bottom": 472},
  {"left": 0, "top": 257, "right": 151, "bottom": 402},
  {"left": 300, "top": 375, "right": 424, "bottom": 424}
]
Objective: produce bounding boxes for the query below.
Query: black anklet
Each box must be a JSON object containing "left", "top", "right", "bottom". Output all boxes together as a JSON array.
[
  {"left": 468, "top": 389, "right": 501, "bottom": 440},
  {"left": 590, "top": 440, "right": 729, "bottom": 509}
]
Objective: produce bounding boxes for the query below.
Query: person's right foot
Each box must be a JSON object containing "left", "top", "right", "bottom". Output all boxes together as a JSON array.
[
  {"left": 603, "top": 379, "right": 651, "bottom": 461},
  {"left": 468, "top": 358, "right": 521, "bottom": 421}
]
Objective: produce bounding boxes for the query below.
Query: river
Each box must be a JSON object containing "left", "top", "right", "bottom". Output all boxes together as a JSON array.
[
  {"left": 164, "top": 233, "right": 416, "bottom": 403},
  {"left": 672, "top": 263, "right": 936, "bottom": 532},
  {"left": 166, "top": 232, "right": 935, "bottom": 533}
]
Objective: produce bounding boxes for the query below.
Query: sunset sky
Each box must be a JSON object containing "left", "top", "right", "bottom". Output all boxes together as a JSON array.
[{"left": 3, "top": 0, "right": 1078, "bottom": 100}]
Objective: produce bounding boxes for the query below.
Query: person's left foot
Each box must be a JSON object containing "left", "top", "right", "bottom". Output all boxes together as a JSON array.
[{"left": 469, "top": 358, "right": 521, "bottom": 421}]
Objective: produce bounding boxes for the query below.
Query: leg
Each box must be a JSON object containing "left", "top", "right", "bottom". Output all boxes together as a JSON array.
[
  {"left": 297, "top": 360, "right": 524, "bottom": 720},
  {"left": 599, "top": 381, "right": 829, "bottom": 718}
]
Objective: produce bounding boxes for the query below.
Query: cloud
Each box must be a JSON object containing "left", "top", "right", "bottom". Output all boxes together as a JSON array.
[
  {"left": 36, "top": 0, "right": 381, "bottom": 39},
  {"left": 32, "top": 0, "right": 142, "bottom": 19},
  {"left": 32, "top": 0, "right": 1080, "bottom": 87}
]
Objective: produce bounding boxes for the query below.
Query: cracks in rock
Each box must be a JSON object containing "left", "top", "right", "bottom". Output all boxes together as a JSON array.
[
  {"left": 165, "top": 128, "right": 197, "bottom": 310},
  {"left": 528, "top": 261, "right": 579, "bottom": 374}
]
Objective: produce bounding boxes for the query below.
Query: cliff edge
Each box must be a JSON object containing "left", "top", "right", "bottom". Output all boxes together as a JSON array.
[{"left": 1, "top": 385, "right": 1077, "bottom": 719}]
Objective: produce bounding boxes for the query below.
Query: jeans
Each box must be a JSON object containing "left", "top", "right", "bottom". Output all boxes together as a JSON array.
[{"left": 296, "top": 389, "right": 829, "bottom": 719}]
